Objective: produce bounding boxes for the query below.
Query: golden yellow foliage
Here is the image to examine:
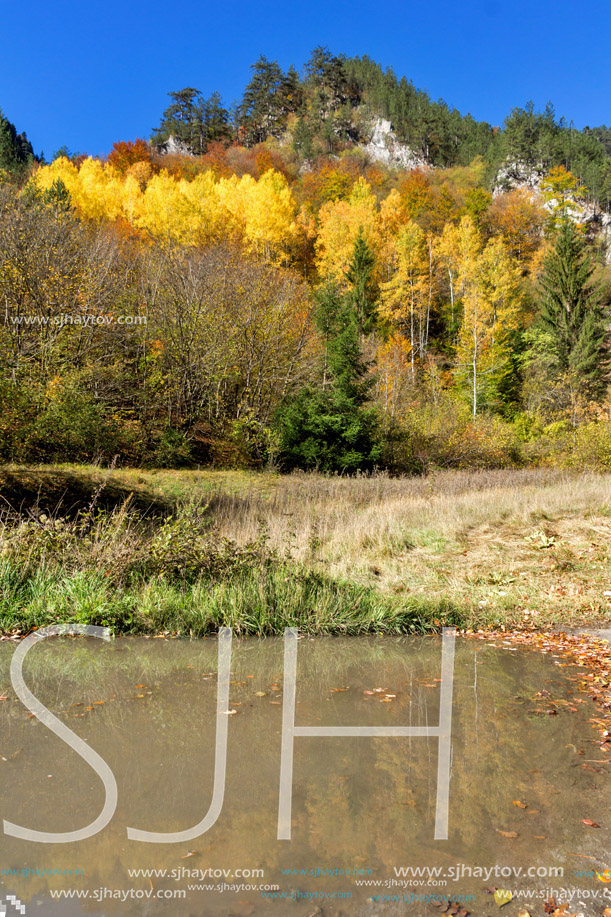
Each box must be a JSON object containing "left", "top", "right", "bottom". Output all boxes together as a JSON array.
[
  {"left": 315, "top": 178, "right": 381, "bottom": 283},
  {"left": 31, "top": 159, "right": 299, "bottom": 261}
]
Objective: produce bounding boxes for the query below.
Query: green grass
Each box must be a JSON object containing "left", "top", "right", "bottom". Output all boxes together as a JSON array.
[
  {"left": 2, "top": 463, "right": 611, "bottom": 636},
  {"left": 0, "top": 561, "right": 466, "bottom": 637}
]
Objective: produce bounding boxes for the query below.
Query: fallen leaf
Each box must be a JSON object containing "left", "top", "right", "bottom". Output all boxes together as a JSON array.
[
  {"left": 254, "top": 691, "right": 266, "bottom": 697},
  {"left": 221, "top": 710, "right": 237, "bottom": 715},
  {"left": 494, "top": 889, "right": 513, "bottom": 907},
  {"left": 518, "top": 911, "right": 531, "bottom": 917},
  {"left": 512, "top": 800, "right": 528, "bottom": 808},
  {"left": 582, "top": 819, "right": 600, "bottom": 827},
  {"left": 496, "top": 830, "right": 518, "bottom": 838}
]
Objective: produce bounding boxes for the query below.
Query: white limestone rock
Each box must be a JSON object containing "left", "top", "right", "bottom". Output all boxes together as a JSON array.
[
  {"left": 364, "top": 118, "right": 427, "bottom": 171},
  {"left": 154, "top": 135, "right": 194, "bottom": 157}
]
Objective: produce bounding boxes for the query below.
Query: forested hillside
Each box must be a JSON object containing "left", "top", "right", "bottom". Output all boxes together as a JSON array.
[
  {"left": 0, "top": 49, "right": 610, "bottom": 473},
  {"left": 0, "top": 109, "right": 36, "bottom": 175},
  {"left": 152, "top": 49, "right": 611, "bottom": 209}
]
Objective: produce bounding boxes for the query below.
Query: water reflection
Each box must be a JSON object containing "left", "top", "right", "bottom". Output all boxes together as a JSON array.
[{"left": 0, "top": 634, "right": 608, "bottom": 915}]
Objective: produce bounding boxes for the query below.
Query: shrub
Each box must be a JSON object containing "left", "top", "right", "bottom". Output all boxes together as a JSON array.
[
  {"left": 0, "top": 516, "right": 78, "bottom": 574},
  {"left": 142, "top": 508, "right": 270, "bottom": 583},
  {"left": 275, "top": 386, "right": 382, "bottom": 473},
  {"left": 526, "top": 420, "right": 611, "bottom": 469},
  {"left": 392, "top": 399, "right": 524, "bottom": 471},
  {"left": 149, "top": 428, "right": 194, "bottom": 468}
]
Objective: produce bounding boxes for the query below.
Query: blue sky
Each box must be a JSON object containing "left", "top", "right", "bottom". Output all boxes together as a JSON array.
[{"left": 1, "top": 0, "right": 609, "bottom": 158}]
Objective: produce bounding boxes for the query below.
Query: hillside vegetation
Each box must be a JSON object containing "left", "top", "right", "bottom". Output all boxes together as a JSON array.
[
  {"left": 0, "top": 48, "right": 610, "bottom": 473},
  {"left": 1, "top": 465, "right": 610, "bottom": 635}
]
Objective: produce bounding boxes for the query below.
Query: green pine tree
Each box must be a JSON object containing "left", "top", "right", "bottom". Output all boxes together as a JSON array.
[
  {"left": 41, "top": 178, "right": 73, "bottom": 213},
  {"left": 0, "top": 109, "right": 35, "bottom": 173},
  {"left": 274, "top": 284, "right": 381, "bottom": 472},
  {"left": 344, "top": 227, "right": 378, "bottom": 334},
  {"left": 237, "top": 57, "right": 299, "bottom": 145},
  {"left": 536, "top": 218, "right": 607, "bottom": 400}
]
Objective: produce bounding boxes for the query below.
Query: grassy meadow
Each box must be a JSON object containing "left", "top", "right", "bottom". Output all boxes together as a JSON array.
[{"left": 1, "top": 464, "right": 610, "bottom": 636}]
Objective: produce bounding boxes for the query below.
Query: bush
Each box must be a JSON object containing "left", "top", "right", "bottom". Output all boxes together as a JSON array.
[
  {"left": 275, "top": 386, "right": 382, "bottom": 473},
  {"left": 389, "top": 399, "right": 524, "bottom": 471},
  {"left": 149, "top": 427, "right": 194, "bottom": 468},
  {"left": 525, "top": 420, "right": 611, "bottom": 469},
  {"left": 144, "top": 510, "right": 262, "bottom": 582},
  {"left": 0, "top": 502, "right": 270, "bottom": 588},
  {"left": 0, "top": 516, "right": 78, "bottom": 574}
]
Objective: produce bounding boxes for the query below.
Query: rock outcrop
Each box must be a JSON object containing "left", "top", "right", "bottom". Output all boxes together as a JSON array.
[
  {"left": 364, "top": 118, "right": 427, "bottom": 171},
  {"left": 154, "top": 135, "right": 194, "bottom": 157},
  {"left": 494, "top": 160, "right": 611, "bottom": 260}
]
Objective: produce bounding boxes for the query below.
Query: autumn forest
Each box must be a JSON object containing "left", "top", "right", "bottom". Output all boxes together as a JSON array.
[{"left": 1, "top": 48, "right": 611, "bottom": 473}]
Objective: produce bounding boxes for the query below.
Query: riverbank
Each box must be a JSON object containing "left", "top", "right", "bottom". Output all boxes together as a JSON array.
[{"left": 1, "top": 465, "right": 610, "bottom": 636}]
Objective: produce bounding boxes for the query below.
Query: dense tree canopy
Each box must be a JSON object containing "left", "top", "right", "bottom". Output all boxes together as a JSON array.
[
  {"left": 1, "top": 49, "right": 610, "bottom": 471},
  {"left": 147, "top": 50, "right": 611, "bottom": 209},
  {"left": 0, "top": 109, "right": 36, "bottom": 174}
]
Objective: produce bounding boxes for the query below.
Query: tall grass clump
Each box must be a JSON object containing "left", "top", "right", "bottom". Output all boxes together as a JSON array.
[{"left": 0, "top": 499, "right": 453, "bottom": 635}]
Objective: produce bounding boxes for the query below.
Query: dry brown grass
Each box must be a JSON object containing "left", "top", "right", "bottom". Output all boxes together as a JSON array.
[
  {"left": 198, "top": 469, "right": 611, "bottom": 626},
  {"left": 4, "top": 465, "right": 611, "bottom": 627}
]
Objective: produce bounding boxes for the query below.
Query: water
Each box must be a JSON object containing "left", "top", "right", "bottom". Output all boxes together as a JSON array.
[{"left": 0, "top": 634, "right": 609, "bottom": 915}]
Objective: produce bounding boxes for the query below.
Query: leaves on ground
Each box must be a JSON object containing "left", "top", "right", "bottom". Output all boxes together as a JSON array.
[{"left": 493, "top": 889, "right": 513, "bottom": 907}]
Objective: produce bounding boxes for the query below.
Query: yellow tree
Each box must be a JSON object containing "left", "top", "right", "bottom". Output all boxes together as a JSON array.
[
  {"left": 240, "top": 169, "right": 299, "bottom": 263},
  {"left": 32, "top": 160, "right": 300, "bottom": 261},
  {"left": 487, "top": 188, "right": 546, "bottom": 264},
  {"left": 435, "top": 215, "right": 481, "bottom": 344},
  {"left": 379, "top": 220, "right": 436, "bottom": 382},
  {"left": 315, "top": 178, "right": 380, "bottom": 283},
  {"left": 454, "top": 233, "right": 522, "bottom": 415},
  {"left": 539, "top": 165, "right": 587, "bottom": 228},
  {"left": 378, "top": 188, "right": 408, "bottom": 280},
  {"left": 136, "top": 170, "right": 194, "bottom": 242}
]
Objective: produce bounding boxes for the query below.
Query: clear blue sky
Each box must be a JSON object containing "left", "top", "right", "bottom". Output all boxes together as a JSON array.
[{"left": 1, "top": 0, "right": 609, "bottom": 159}]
